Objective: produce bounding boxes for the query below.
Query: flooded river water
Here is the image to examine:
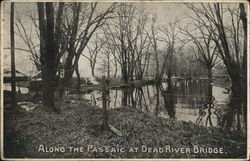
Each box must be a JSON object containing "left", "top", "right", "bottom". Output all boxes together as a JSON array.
[{"left": 84, "top": 79, "right": 246, "bottom": 134}]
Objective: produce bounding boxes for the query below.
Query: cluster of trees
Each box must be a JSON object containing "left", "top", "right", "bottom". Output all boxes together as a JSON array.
[
  {"left": 184, "top": 3, "right": 247, "bottom": 91},
  {"left": 183, "top": 3, "right": 248, "bottom": 129},
  {"left": 11, "top": 2, "right": 116, "bottom": 112},
  {"left": 185, "top": 3, "right": 248, "bottom": 127},
  {"left": 9, "top": 2, "right": 247, "bottom": 113},
  {"left": 100, "top": 3, "right": 151, "bottom": 83},
  {"left": 91, "top": 4, "right": 189, "bottom": 83}
]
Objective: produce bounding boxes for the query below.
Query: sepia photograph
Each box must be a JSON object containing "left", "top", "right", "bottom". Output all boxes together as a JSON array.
[{"left": 1, "top": 0, "right": 248, "bottom": 160}]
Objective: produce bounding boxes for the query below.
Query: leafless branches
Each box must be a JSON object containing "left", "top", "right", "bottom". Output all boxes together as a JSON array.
[
  {"left": 62, "top": 2, "right": 116, "bottom": 86},
  {"left": 185, "top": 2, "right": 247, "bottom": 105}
]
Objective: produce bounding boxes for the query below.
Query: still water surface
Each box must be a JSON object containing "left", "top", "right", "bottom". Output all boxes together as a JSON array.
[{"left": 83, "top": 80, "right": 246, "bottom": 134}]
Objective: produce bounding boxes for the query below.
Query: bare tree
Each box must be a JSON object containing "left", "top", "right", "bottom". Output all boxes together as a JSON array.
[
  {"left": 100, "top": 50, "right": 112, "bottom": 79},
  {"left": 14, "top": 10, "right": 41, "bottom": 71},
  {"left": 185, "top": 3, "right": 247, "bottom": 130},
  {"left": 147, "top": 16, "right": 177, "bottom": 83},
  {"left": 180, "top": 21, "right": 219, "bottom": 81},
  {"left": 133, "top": 14, "right": 151, "bottom": 80},
  {"left": 62, "top": 2, "right": 116, "bottom": 87},
  {"left": 112, "top": 54, "right": 118, "bottom": 78},
  {"left": 160, "top": 22, "right": 184, "bottom": 80},
  {"left": 103, "top": 3, "right": 150, "bottom": 83},
  {"left": 148, "top": 18, "right": 183, "bottom": 82},
  {"left": 2, "top": 6, "right": 42, "bottom": 72},
  {"left": 83, "top": 36, "right": 105, "bottom": 77},
  {"left": 185, "top": 3, "right": 247, "bottom": 98},
  {"left": 10, "top": 2, "right": 17, "bottom": 109},
  {"left": 37, "top": 2, "right": 65, "bottom": 112}
]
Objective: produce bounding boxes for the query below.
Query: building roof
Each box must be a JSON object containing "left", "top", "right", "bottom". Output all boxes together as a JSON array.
[
  {"left": 4, "top": 68, "right": 28, "bottom": 78},
  {"left": 3, "top": 68, "right": 29, "bottom": 82}
]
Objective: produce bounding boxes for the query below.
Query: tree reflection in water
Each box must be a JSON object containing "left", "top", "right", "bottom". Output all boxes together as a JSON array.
[
  {"left": 195, "top": 82, "right": 214, "bottom": 127},
  {"left": 85, "top": 79, "right": 247, "bottom": 135},
  {"left": 159, "top": 81, "right": 176, "bottom": 119},
  {"left": 218, "top": 91, "right": 247, "bottom": 134}
]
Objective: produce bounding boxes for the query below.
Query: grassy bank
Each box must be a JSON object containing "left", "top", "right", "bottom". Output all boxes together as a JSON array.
[{"left": 4, "top": 99, "right": 246, "bottom": 159}]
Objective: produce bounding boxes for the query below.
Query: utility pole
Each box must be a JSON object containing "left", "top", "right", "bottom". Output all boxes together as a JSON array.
[{"left": 10, "top": 2, "right": 17, "bottom": 109}]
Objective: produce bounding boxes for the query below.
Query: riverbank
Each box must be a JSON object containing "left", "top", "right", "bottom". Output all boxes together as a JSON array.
[{"left": 4, "top": 98, "right": 246, "bottom": 159}]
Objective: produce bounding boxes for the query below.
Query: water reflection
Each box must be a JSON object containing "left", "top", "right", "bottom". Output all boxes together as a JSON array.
[
  {"left": 159, "top": 82, "right": 176, "bottom": 118},
  {"left": 84, "top": 80, "right": 246, "bottom": 134}
]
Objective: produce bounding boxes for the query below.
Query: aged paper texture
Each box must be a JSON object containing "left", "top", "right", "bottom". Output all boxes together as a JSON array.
[{"left": 1, "top": 0, "right": 249, "bottom": 160}]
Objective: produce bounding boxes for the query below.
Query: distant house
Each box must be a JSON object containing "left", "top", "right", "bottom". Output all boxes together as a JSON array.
[
  {"left": 3, "top": 68, "right": 29, "bottom": 94},
  {"left": 3, "top": 68, "right": 29, "bottom": 83}
]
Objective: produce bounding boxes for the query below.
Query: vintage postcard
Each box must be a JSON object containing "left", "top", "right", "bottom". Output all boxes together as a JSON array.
[{"left": 0, "top": 0, "right": 249, "bottom": 160}]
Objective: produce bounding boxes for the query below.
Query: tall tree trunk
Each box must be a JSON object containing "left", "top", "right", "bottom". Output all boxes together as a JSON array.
[
  {"left": 122, "top": 65, "right": 128, "bottom": 84},
  {"left": 37, "top": 3, "right": 47, "bottom": 107},
  {"left": 239, "top": 3, "right": 247, "bottom": 131},
  {"left": 239, "top": 3, "right": 247, "bottom": 80},
  {"left": 44, "top": 2, "right": 56, "bottom": 112},
  {"left": 63, "top": 49, "right": 75, "bottom": 87},
  {"left": 37, "top": 2, "right": 64, "bottom": 112},
  {"left": 91, "top": 65, "right": 95, "bottom": 77},
  {"left": 114, "top": 58, "right": 118, "bottom": 78},
  {"left": 154, "top": 84, "right": 160, "bottom": 116},
  {"left": 10, "top": 2, "right": 17, "bottom": 109},
  {"left": 107, "top": 55, "right": 110, "bottom": 79},
  {"left": 230, "top": 70, "right": 242, "bottom": 100},
  {"left": 167, "top": 69, "right": 172, "bottom": 81},
  {"left": 75, "top": 63, "right": 81, "bottom": 89},
  {"left": 207, "top": 66, "right": 212, "bottom": 82}
]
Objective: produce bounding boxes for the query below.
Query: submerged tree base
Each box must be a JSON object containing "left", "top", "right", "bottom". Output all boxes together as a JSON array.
[{"left": 4, "top": 99, "right": 247, "bottom": 159}]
